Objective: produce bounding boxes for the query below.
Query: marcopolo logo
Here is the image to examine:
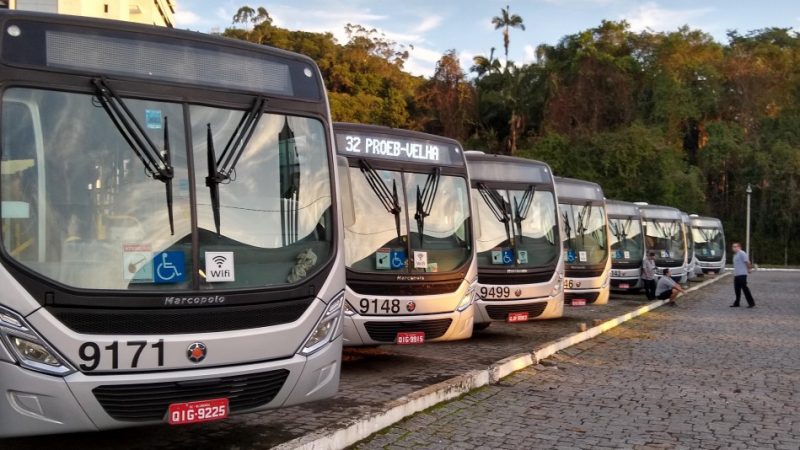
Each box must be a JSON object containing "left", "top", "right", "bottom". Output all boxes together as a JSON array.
[{"left": 164, "top": 295, "right": 226, "bottom": 306}]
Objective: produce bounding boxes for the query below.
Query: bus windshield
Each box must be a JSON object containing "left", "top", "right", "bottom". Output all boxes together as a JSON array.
[
  {"left": 644, "top": 219, "right": 685, "bottom": 262},
  {"left": 1, "top": 87, "right": 332, "bottom": 291},
  {"left": 560, "top": 202, "right": 607, "bottom": 266},
  {"left": 609, "top": 217, "right": 643, "bottom": 264},
  {"left": 344, "top": 167, "right": 471, "bottom": 274},
  {"left": 474, "top": 187, "right": 559, "bottom": 268},
  {"left": 693, "top": 227, "right": 724, "bottom": 260}
]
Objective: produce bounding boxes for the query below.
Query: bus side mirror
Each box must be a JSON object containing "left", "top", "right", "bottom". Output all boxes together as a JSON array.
[{"left": 337, "top": 156, "right": 355, "bottom": 228}]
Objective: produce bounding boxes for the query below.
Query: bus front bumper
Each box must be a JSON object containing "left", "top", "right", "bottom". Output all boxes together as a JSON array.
[
  {"left": 342, "top": 308, "right": 474, "bottom": 346},
  {"left": 474, "top": 294, "right": 564, "bottom": 323},
  {"left": 0, "top": 335, "right": 341, "bottom": 438}
]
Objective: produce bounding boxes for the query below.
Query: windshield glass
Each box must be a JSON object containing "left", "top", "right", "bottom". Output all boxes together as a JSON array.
[
  {"left": 609, "top": 217, "right": 643, "bottom": 264},
  {"left": 693, "top": 227, "right": 725, "bottom": 260},
  {"left": 344, "top": 168, "right": 471, "bottom": 274},
  {"left": 474, "top": 187, "right": 559, "bottom": 268},
  {"left": 0, "top": 87, "right": 332, "bottom": 291},
  {"left": 643, "top": 219, "right": 685, "bottom": 262},
  {"left": 560, "top": 203, "right": 608, "bottom": 265}
]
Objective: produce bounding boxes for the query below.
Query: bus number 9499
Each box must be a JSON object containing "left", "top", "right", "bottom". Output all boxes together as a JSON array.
[{"left": 479, "top": 286, "right": 511, "bottom": 299}]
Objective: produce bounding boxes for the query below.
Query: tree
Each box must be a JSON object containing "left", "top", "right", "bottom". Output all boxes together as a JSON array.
[
  {"left": 471, "top": 47, "right": 502, "bottom": 79},
  {"left": 417, "top": 50, "right": 475, "bottom": 141},
  {"left": 232, "top": 6, "right": 255, "bottom": 30},
  {"left": 491, "top": 5, "right": 525, "bottom": 68}
]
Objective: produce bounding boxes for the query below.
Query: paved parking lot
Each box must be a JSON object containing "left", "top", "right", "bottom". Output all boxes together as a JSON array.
[
  {"left": 4, "top": 289, "right": 664, "bottom": 449},
  {"left": 352, "top": 271, "right": 800, "bottom": 449}
]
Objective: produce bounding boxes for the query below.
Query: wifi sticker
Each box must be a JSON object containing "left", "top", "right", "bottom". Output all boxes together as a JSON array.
[{"left": 204, "top": 251, "right": 235, "bottom": 282}]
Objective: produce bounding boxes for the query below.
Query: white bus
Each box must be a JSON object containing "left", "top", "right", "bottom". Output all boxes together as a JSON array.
[
  {"left": 606, "top": 200, "right": 645, "bottom": 292},
  {"left": 690, "top": 215, "right": 726, "bottom": 274},
  {"left": 465, "top": 152, "right": 564, "bottom": 327},
  {"left": 637, "top": 204, "right": 688, "bottom": 282},
  {"left": 682, "top": 212, "right": 699, "bottom": 282},
  {"left": 0, "top": 12, "right": 345, "bottom": 437},
  {"left": 334, "top": 123, "right": 476, "bottom": 346},
  {"left": 555, "top": 177, "right": 611, "bottom": 305}
]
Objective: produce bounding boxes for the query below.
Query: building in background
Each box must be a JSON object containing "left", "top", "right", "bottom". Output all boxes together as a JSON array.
[{"left": 1, "top": 0, "right": 176, "bottom": 27}]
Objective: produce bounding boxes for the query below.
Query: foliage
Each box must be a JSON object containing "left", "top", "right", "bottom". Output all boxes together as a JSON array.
[{"left": 222, "top": 6, "right": 800, "bottom": 264}]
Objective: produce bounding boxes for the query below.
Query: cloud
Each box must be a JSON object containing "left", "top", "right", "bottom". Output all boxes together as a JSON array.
[
  {"left": 622, "top": 2, "right": 714, "bottom": 32},
  {"left": 413, "top": 15, "right": 443, "bottom": 34},
  {"left": 523, "top": 44, "right": 536, "bottom": 63},
  {"left": 174, "top": 10, "right": 205, "bottom": 27}
]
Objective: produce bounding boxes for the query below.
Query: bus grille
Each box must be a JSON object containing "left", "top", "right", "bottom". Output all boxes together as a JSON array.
[
  {"left": 478, "top": 271, "right": 553, "bottom": 285},
  {"left": 485, "top": 302, "right": 547, "bottom": 320},
  {"left": 48, "top": 298, "right": 313, "bottom": 335},
  {"left": 92, "top": 369, "right": 290, "bottom": 422},
  {"left": 565, "top": 292, "right": 600, "bottom": 304},
  {"left": 363, "top": 319, "right": 452, "bottom": 342},
  {"left": 348, "top": 281, "right": 463, "bottom": 296}
]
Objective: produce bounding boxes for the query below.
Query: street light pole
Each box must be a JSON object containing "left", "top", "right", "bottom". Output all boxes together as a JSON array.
[{"left": 745, "top": 183, "right": 752, "bottom": 256}]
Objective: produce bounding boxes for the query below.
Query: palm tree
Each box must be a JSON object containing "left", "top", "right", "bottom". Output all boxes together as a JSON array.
[
  {"left": 471, "top": 47, "right": 502, "bottom": 78},
  {"left": 491, "top": 5, "right": 525, "bottom": 68}
]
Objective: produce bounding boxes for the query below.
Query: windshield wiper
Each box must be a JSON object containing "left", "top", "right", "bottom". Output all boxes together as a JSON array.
[
  {"left": 205, "top": 96, "right": 267, "bottom": 237},
  {"left": 92, "top": 78, "right": 175, "bottom": 234},
  {"left": 576, "top": 203, "right": 591, "bottom": 245},
  {"left": 477, "top": 183, "right": 512, "bottom": 246},
  {"left": 513, "top": 185, "right": 535, "bottom": 243},
  {"left": 359, "top": 160, "right": 402, "bottom": 239},
  {"left": 414, "top": 167, "right": 441, "bottom": 248}
]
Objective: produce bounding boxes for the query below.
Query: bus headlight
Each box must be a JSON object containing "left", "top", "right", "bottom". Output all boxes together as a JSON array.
[
  {"left": 456, "top": 288, "right": 475, "bottom": 312},
  {"left": 601, "top": 273, "right": 610, "bottom": 289},
  {"left": 300, "top": 292, "right": 344, "bottom": 356},
  {"left": 343, "top": 301, "right": 356, "bottom": 317},
  {"left": 0, "top": 306, "right": 74, "bottom": 376}
]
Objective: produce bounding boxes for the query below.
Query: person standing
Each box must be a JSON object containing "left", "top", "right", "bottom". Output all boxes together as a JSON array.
[
  {"left": 730, "top": 242, "right": 755, "bottom": 308},
  {"left": 656, "top": 268, "right": 686, "bottom": 306},
  {"left": 642, "top": 252, "right": 657, "bottom": 300}
]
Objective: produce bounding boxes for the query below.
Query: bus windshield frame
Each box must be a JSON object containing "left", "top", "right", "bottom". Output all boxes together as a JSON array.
[
  {"left": 560, "top": 200, "right": 608, "bottom": 267},
  {"left": 0, "top": 14, "right": 339, "bottom": 308},
  {"left": 693, "top": 226, "right": 725, "bottom": 261},
  {"left": 642, "top": 218, "right": 685, "bottom": 265},
  {"left": 336, "top": 125, "right": 473, "bottom": 277},
  {"left": 608, "top": 215, "right": 644, "bottom": 267}
]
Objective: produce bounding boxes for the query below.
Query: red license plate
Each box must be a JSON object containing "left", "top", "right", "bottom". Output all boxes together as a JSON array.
[
  {"left": 168, "top": 398, "right": 229, "bottom": 425},
  {"left": 571, "top": 299, "right": 587, "bottom": 306},
  {"left": 507, "top": 312, "right": 529, "bottom": 322},
  {"left": 619, "top": 283, "right": 630, "bottom": 289},
  {"left": 396, "top": 331, "right": 425, "bottom": 345}
]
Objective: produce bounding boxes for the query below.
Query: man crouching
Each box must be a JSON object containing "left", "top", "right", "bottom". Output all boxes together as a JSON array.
[{"left": 656, "top": 268, "right": 686, "bottom": 306}]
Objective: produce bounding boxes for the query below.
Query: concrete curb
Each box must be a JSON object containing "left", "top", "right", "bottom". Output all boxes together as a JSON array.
[{"left": 274, "top": 272, "right": 730, "bottom": 450}]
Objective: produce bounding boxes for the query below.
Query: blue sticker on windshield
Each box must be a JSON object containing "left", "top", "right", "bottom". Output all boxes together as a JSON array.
[
  {"left": 145, "top": 109, "right": 162, "bottom": 129},
  {"left": 615, "top": 249, "right": 623, "bottom": 260},
  {"left": 153, "top": 251, "right": 186, "bottom": 284},
  {"left": 566, "top": 249, "right": 577, "bottom": 264},
  {"left": 390, "top": 249, "right": 406, "bottom": 270}
]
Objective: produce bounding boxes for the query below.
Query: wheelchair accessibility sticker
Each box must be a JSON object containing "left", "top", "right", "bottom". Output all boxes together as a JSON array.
[{"left": 153, "top": 251, "right": 186, "bottom": 284}]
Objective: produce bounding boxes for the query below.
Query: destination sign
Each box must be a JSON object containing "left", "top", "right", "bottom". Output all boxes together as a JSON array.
[
  {"left": 468, "top": 160, "right": 551, "bottom": 185},
  {"left": 556, "top": 179, "right": 604, "bottom": 201},
  {"left": 334, "top": 130, "right": 464, "bottom": 166}
]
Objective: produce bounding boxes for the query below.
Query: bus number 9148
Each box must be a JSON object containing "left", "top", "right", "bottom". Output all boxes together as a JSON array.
[{"left": 359, "top": 298, "right": 401, "bottom": 314}]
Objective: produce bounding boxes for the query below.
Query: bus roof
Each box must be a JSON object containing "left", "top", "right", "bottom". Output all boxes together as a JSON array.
[
  {"left": 554, "top": 176, "right": 605, "bottom": 202},
  {"left": 333, "top": 122, "right": 466, "bottom": 167},
  {"left": 0, "top": 10, "right": 323, "bottom": 100},
  {"left": 465, "top": 152, "right": 553, "bottom": 185},
  {"left": 638, "top": 204, "right": 683, "bottom": 220},
  {"left": 690, "top": 216, "right": 723, "bottom": 228},
  {"left": 606, "top": 200, "right": 640, "bottom": 218}
]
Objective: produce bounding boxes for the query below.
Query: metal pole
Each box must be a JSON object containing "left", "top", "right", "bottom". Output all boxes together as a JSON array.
[{"left": 745, "top": 183, "right": 752, "bottom": 256}]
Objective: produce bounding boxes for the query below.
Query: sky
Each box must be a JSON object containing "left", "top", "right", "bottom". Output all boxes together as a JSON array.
[{"left": 175, "top": 0, "right": 800, "bottom": 77}]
